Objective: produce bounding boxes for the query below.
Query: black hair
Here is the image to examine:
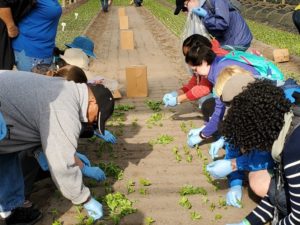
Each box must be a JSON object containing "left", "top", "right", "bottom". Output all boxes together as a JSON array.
[
  {"left": 185, "top": 43, "right": 216, "bottom": 66},
  {"left": 220, "top": 79, "right": 292, "bottom": 152},
  {"left": 182, "top": 34, "right": 212, "bottom": 56}
]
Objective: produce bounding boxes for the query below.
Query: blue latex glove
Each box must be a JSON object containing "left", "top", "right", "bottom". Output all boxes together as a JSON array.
[
  {"left": 75, "top": 152, "right": 91, "bottom": 167},
  {"left": 169, "top": 91, "right": 178, "bottom": 97},
  {"left": 284, "top": 88, "right": 300, "bottom": 103},
  {"left": 163, "top": 93, "right": 177, "bottom": 107},
  {"left": 187, "top": 127, "right": 205, "bottom": 148},
  {"left": 192, "top": 7, "right": 208, "bottom": 17},
  {"left": 209, "top": 137, "right": 225, "bottom": 159},
  {"left": 83, "top": 197, "right": 104, "bottom": 220},
  {"left": 226, "top": 185, "right": 243, "bottom": 208},
  {"left": 0, "top": 112, "right": 7, "bottom": 141},
  {"left": 206, "top": 159, "right": 232, "bottom": 179},
  {"left": 94, "top": 130, "right": 116, "bottom": 144},
  {"left": 82, "top": 165, "right": 106, "bottom": 182},
  {"left": 35, "top": 151, "right": 49, "bottom": 171}
]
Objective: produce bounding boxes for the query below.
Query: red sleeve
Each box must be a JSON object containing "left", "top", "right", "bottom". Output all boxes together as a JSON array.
[
  {"left": 181, "top": 75, "right": 197, "bottom": 93},
  {"left": 185, "top": 77, "right": 212, "bottom": 100}
]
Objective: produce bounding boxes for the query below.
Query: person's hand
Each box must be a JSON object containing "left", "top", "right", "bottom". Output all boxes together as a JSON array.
[
  {"left": 206, "top": 159, "right": 232, "bottom": 178},
  {"left": 192, "top": 7, "right": 208, "bottom": 17},
  {"left": 35, "top": 151, "right": 49, "bottom": 171},
  {"left": 226, "top": 185, "right": 242, "bottom": 208},
  {"left": 81, "top": 165, "right": 106, "bottom": 182},
  {"left": 83, "top": 197, "right": 103, "bottom": 220},
  {"left": 75, "top": 152, "right": 91, "bottom": 166},
  {"left": 7, "top": 24, "right": 19, "bottom": 38},
  {"left": 94, "top": 130, "right": 116, "bottom": 144},
  {"left": 187, "top": 127, "right": 204, "bottom": 148},
  {"left": 209, "top": 137, "right": 225, "bottom": 159},
  {"left": 169, "top": 91, "right": 178, "bottom": 97},
  {"left": 163, "top": 93, "right": 177, "bottom": 107}
]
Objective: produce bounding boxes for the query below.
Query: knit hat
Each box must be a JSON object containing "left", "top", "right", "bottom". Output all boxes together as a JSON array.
[{"left": 221, "top": 74, "right": 255, "bottom": 103}]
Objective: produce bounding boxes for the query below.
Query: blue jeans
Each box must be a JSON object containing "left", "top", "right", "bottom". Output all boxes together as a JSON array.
[
  {"left": 100, "top": 0, "right": 108, "bottom": 11},
  {"left": 0, "top": 152, "right": 24, "bottom": 212},
  {"left": 14, "top": 50, "right": 53, "bottom": 72}
]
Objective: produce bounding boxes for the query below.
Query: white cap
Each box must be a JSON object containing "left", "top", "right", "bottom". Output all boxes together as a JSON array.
[{"left": 60, "top": 48, "right": 89, "bottom": 70}]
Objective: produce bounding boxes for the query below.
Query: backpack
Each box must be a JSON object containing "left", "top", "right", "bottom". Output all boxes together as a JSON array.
[{"left": 222, "top": 51, "right": 285, "bottom": 81}]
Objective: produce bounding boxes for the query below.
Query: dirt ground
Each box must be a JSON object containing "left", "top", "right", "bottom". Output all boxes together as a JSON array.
[{"left": 31, "top": 6, "right": 279, "bottom": 225}]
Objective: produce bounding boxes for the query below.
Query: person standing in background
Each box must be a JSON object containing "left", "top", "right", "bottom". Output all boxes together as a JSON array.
[
  {"left": 12, "top": 0, "right": 62, "bottom": 71},
  {"left": 293, "top": 4, "right": 300, "bottom": 34}
]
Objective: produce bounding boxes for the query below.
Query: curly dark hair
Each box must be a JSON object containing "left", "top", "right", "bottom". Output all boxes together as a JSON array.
[{"left": 220, "top": 79, "right": 292, "bottom": 152}]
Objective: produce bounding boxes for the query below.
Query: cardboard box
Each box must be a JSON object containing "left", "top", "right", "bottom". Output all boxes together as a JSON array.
[
  {"left": 119, "top": 16, "right": 128, "bottom": 30},
  {"left": 113, "top": 89, "right": 122, "bottom": 99},
  {"left": 118, "top": 8, "right": 126, "bottom": 17},
  {"left": 126, "top": 65, "right": 148, "bottom": 97},
  {"left": 120, "top": 30, "right": 134, "bottom": 50},
  {"left": 273, "top": 49, "right": 289, "bottom": 63}
]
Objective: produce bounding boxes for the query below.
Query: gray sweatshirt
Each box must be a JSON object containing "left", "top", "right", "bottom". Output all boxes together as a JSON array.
[{"left": 0, "top": 70, "right": 90, "bottom": 204}]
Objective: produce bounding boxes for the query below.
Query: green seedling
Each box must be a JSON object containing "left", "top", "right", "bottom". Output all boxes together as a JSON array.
[
  {"left": 190, "top": 211, "right": 202, "bottom": 221},
  {"left": 236, "top": 199, "right": 243, "bottom": 208},
  {"left": 179, "top": 196, "right": 192, "bottom": 209},
  {"left": 182, "top": 145, "right": 190, "bottom": 155},
  {"left": 218, "top": 197, "right": 227, "bottom": 208},
  {"left": 105, "top": 192, "right": 136, "bottom": 224},
  {"left": 139, "top": 178, "right": 152, "bottom": 186},
  {"left": 214, "top": 214, "right": 222, "bottom": 221},
  {"left": 50, "top": 208, "right": 58, "bottom": 217},
  {"left": 88, "top": 135, "right": 97, "bottom": 143},
  {"left": 189, "top": 121, "right": 196, "bottom": 128},
  {"left": 114, "top": 104, "right": 135, "bottom": 111},
  {"left": 180, "top": 122, "right": 188, "bottom": 134},
  {"left": 75, "top": 206, "right": 86, "bottom": 225},
  {"left": 99, "top": 162, "right": 123, "bottom": 180},
  {"left": 144, "top": 217, "right": 155, "bottom": 225},
  {"left": 179, "top": 185, "right": 207, "bottom": 196},
  {"left": 127, "top": 180, "right": 135, "bottom": 194},
  {"left": 209, "top": 202, "right": 216, "bottom": 212},
  {"left": 201, "top": 196, "right": 209, "bottom": 204},
  {"left": 149, "top": 134, "right": 174, "bottom": 146},
  {"left": 145, "top": 100, "right": 162, "bottom": 112},
  {"left": 172, "top": 146, "right": 179, "bottom": 154},
  {"left": 146, "top": 113, "right": 163, "bottom": 128},
  {"left": 139, "top": 188, "right": 148, "bottom": 195},
  {"left": 52, "top": 220, "right": 63, "bottom": 225},
  {"left": 196, "top": 146, "right": 202, "bottom": 159},
  {"left": 186, "top": 155, "right": 193, "bottom": 163},
  {"left": 132, "top": 118, "right": 138, "bottom": 127}
]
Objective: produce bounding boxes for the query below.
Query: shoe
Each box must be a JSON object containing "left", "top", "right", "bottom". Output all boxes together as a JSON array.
[{"left": 5, "top": 206, "right": 42, "bottom": 225}]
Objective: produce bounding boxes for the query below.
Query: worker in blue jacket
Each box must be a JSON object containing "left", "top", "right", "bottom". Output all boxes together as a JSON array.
[{"left": 175, "top": 0, "right": 253, "bottom": 51}]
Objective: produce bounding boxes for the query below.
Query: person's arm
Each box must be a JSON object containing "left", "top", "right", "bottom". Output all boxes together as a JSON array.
[
  {"left": 202, "top": 0, "right": 230, "bottom": 32},
  {"left": 182, "top": 77, "right": 212, "bottom": 101},
  {"left": 39, "top": 109, "right": 90, "bottom": 205},
  {"left": 181, "top": 75, "right": 197, "bottom": 93},
  {"left": 0, "top": 7, "right": 18, "bottom": 38},
  {"left": 201, "top": 97, "right": 225, "bottom": 137}
]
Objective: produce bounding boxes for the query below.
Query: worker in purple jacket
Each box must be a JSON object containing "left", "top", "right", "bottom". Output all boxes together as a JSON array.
[
  {"left": 175, "top": 0, "right": 252, "bottom": 51},
  {"left": 184, "top": 42, "right": 260, "bottom": 147}
]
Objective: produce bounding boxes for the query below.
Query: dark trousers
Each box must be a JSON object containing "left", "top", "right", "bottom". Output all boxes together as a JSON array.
[
  {"left": 293, "top": 10, "right": 300, "bottom": 34},
  {"left": 201, "top": 97, "right": 215, "bottom": 122}
]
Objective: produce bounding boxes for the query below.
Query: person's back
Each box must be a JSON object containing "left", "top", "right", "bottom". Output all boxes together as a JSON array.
[
  {"left": 201, "top": 0, "right": 252, "bottom": 50},
  {"left": 0, "top": 70, "right": 86, "bottom": 154},
  {"left": 293, "top": 4, "right": 300, "bottom": 34}
]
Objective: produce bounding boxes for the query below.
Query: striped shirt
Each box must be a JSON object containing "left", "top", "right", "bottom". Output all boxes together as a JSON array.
[{"left": 246, "top": 126, "right": 300, "bottom": 225}]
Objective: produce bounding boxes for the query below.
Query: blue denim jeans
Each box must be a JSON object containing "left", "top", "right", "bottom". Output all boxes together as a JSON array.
[
  {"left": 100, "top": 0, "right": 108, "bottom": 11},
  {"left": 0, "top": 153, "right": 24, "bottom": 212},
  {"left": 14, "top": 50, "right": 53, "bottom": 72}
]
